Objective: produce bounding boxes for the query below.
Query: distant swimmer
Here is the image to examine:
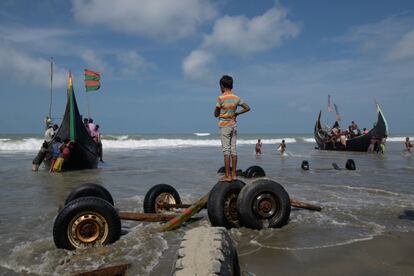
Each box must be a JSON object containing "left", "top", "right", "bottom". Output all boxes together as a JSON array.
[
  {"left": 278, "top": 140, "right": 286, "bottom": 155},
  {"left": 214, "top": 75, "right": 250, "bottom": 182},
  {"left": 255, "top": 139, "right": 262, "bottom": 155},
  {"left": 405, "top": 137, "right": 413, "bottom": 153}
]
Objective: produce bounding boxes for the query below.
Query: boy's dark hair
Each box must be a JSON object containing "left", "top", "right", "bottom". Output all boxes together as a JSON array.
[{"left": 220, "top": 75, "right": 233, "bottom": 90}]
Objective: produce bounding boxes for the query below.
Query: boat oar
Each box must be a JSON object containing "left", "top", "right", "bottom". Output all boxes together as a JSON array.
[{"left": 160, "top": 192, "right": 209, "bottom": 232}]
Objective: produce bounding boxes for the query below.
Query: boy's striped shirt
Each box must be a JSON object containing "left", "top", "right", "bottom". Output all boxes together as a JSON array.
[{"left": 216, "top": 92, "right": 244, "bottom": 127}]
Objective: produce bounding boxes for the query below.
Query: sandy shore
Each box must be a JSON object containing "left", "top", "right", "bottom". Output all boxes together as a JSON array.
[{"left": 239, "top": 231, "right": 414, "bottom": 276}]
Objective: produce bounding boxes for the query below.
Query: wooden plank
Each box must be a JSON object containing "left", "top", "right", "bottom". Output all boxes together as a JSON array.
[
  {"left": 160, "top": 203, "right": 192, "bottom": 209},
  {"left": 75, "top": 263, "right": 130, "bottom": 276},
  {"left": 290, "top": 198, "right": 322, "bottom": 211},
  {"left": 118, "top": 212, "right": 177, "bottom": 222},
  {"left": 160, "top": 193, "right": 209, "bottom": 232}
]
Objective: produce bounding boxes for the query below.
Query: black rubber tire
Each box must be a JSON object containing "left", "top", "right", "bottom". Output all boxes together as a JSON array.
[
  {"left": 244, "top": 166, "right": 266, "bottom": 178},
  {"left": 175, "top": 226, "right": 240, "bottom": 276},
  {"left": 346, "top": 159, "right": 356, "bottom": 170},
  {"left": 143, "top": 184, "right": 182, "bottom": 213},
  {"left": 332, "top": 162, "right": 340, "bottom": 170},
  {"left": 301, "top": 160, "right": 309, "bottom": 171},
  {"left": 217, "top": 166, "right": 234, "bottom": 173},
  {"left": 207, "top": 180, "right": 246, "bottom": 229},
  {"left": 53, "top": 196, "right": 121, "bottom": 250},
  {"left": 237, "top": 179, "right": 291, "bottom": 229},
  {"left": 64, "top": 183, "right": 114, "bottom": 206},
  {"left": 217, "top": 166, "right": 244, "bottom": 176}
]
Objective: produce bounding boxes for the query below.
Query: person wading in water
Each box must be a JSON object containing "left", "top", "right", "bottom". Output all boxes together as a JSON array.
[{"left": 214, "top": 75, "right": 250, "bottom": 182}]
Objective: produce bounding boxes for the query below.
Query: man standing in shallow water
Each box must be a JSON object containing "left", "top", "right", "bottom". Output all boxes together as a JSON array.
[{"left": 214, "top": 75, "right": 250, "bottom": 182}]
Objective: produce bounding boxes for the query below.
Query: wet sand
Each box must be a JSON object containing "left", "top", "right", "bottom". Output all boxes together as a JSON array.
[{"left": 239, "top": 231, "right": 414, "bottom": 276}]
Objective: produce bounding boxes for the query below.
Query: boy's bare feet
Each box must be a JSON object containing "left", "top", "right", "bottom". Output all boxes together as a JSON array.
[
  {"left": 231, "top": 175, "right": 237, "bottom": 181},
  {"left": 219, "top": 175, "right": 233, "bottom": 182}
]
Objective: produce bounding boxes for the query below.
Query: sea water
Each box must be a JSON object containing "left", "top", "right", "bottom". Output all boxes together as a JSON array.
[{"left": 0, "top": 133, "right": 413, "bottom": 275}]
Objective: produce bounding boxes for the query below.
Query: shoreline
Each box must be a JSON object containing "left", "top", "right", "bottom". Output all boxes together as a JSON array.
[{"left": 239, "top": 231, "right": 414, "bottom": 275}]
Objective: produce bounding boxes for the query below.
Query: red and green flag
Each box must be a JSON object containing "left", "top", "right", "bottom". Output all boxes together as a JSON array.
[{"left": 84, "top": 69, "right": 101, "bottom": 92}]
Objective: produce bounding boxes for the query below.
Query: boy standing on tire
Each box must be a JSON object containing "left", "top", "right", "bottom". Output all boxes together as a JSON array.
[{"left": 214, "top": 75, "right": 250, "bottom": 182}]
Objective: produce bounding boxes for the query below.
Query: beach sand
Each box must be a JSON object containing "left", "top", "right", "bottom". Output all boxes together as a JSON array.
[{"left": 239, "top": 231, "right": 414, "bottom": 275}]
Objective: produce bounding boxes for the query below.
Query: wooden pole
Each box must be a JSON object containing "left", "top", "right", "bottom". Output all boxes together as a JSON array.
[
  {"left": 118, "top": 212, "right": 177, "bottom": 222},
  {"left": 49, "top": 57, "right": 53, "bottom": 118},
  {"left": 290, "top": 198, "right": 322, "bottom": 211},
  {"left": 160, "top": 192, "right": 209, "bottom": 232},
  {"left": 75, "top": 263, "right": 130, "bottom": 276}
]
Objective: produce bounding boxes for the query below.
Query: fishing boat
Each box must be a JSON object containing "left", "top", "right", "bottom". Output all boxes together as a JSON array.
[
  {"left": 43, "top": 73, "right": 99, "bottom": 170},
  {"left": 314, "top": 105, "right": 388, "bottom": 152}
]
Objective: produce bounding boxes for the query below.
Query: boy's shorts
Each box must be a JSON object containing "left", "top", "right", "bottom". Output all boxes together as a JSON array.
[{"left": 220, "top": 125, "right": 237, "bottom": 156}]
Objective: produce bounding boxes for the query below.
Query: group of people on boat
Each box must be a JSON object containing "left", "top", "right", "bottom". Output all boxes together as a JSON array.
[
  {"left": 83, "top": 117, "right": 104, "bottom": 162},
  {"left": 32, "top": 116, "right": 104, "bottom": 172},
  {"left": 32, "top": 123, "right": 77, "bottom": 172},
  {"left": 323, "top": 120, "right": 370, "bottom": 149},
  {"left": 49, "top": 138, "right": 75, "bottom": 172}
]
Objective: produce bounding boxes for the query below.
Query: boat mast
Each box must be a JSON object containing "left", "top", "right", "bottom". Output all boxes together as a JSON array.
[{"left": 48, "top": 57, "right": 53, "bottom": 118}]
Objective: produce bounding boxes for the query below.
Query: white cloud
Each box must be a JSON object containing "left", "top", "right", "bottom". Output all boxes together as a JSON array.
[
  {"left": 182, "top": 5, "right": 301, "bottom": 79},
  {"left": 80, "top": 49, "right": 111, "bottom": 74},
  {"left": 203, "top": 7, "right": 300, "bottom": 55},
  {"left": 0, "top": 47, "right": 66, "bottom": 88},
  {"left": 387, "top": 29, "right": 414, "bottom": 61},
  {"left": 182, "top": 50, "right": 214, "bottom": 80},
  {"left": 116, "top": 50, "right": 156, "bottom": 77},
  {"left": 332, "top": 15, "right": 414, "bottom": 58},
  {"left": 72, "top": 0, "right": 216, "bottom": 40},
  {"left": 0, "top": 26, "right": 76, "bottom": 44}
]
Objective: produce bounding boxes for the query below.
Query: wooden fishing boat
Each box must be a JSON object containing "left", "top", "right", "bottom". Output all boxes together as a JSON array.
[
  {"left": 314, "top": 105, "right": 388, "bottom": 152},
  {"left": 44, "top": 74, "right": 99, "bottom": 170}
]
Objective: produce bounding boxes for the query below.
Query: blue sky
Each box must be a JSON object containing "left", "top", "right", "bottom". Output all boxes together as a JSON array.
[{"left": 0, "top": 0, "right": 413, "bottom": 134}]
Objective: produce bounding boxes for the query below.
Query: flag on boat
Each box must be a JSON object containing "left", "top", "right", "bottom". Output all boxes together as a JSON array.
[
  {"left": 327, "top": 94, "right": 333, "bottom": 112},
  {"left": 334, "top": 103, "right": 341, "bottom": 121},
  {"left": 84, "top": 69, "right": 101, "bottom": 92}
]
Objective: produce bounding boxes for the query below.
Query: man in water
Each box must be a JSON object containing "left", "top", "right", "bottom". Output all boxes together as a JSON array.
[
  {"left": 95, "top": 124, "right": 104, "bottom": 162},
  {"left": 405, "top": 137, "right": 413, "bottom": 152},
  {"left": 214, "top": 75, "right": 250, "bottom": 182},
  {"left": 255, "top": 139, "right": 262, "bottom": 155},
  {"left": 278, "top": 140, "right": 286, "bottom": 155}
]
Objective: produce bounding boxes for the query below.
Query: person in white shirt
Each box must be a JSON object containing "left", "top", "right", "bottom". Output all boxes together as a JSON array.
[{"left": 44, "top": 124, "right": 58, "bottom": 142}]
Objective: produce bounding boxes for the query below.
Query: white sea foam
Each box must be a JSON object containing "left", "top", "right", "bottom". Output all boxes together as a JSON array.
[
  {"left": 194, "top": 133, "right": 210, "bottom": 136},
  {"left": 387, "top": 136, "right": 413, "bottom": 142},
  {"left": 0, "top": 137, "right": 297, "bottom": 152},
  {"left": 0, "top": 135, "right": 409, "bottom": 152}
]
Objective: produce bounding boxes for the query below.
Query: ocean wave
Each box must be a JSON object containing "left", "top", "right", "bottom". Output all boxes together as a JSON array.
[
  {"left": 194, "top": 133, "right": 210, "bottom": 136},
  {"left": 0, "top": 137, "right": 297, "bottom": 152},
  {"left": 387, "top": 136, "right": 413, "bottom": 142},
  {"left": 0, "top": 135, "right": 411, "bottom": 152}
]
